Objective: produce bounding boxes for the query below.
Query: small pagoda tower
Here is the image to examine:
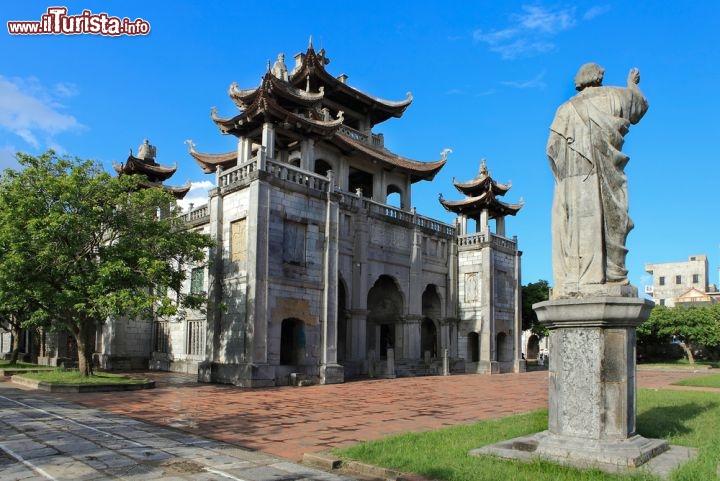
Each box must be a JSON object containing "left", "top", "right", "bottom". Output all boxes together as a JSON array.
[
  {"left": 113, "top": 139, "right": 190, "bottom": 200},
  {"left": 440, "top": 159, "right": 524, "bottom": 374}
]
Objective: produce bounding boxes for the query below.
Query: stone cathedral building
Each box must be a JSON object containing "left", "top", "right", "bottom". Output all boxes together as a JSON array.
[{"left": 91, "top": 42, "right": 526, "bottom": 387}]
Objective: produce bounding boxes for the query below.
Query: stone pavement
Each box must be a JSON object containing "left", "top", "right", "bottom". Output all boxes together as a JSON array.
[
  {"left": 48, "top": 369, "right": 710, "bottom": 461},
  {"left": 0, "top": 382, "right": 359, "bottom": 480},
  {"left": 1, "top": 368, "right": 710, "bottom": 480}
]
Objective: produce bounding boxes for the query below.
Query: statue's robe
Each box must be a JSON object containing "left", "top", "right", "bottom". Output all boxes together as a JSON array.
[{"left": 547, "top": 86, "right": 648, "bottom": 297}]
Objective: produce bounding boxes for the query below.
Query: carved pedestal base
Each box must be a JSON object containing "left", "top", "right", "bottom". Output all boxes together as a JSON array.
[{"left": 471, "top": 297, "right": 696, "bottom": 476}]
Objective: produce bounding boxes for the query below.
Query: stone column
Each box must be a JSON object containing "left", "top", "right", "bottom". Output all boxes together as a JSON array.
[
  {"left": 300, "top": 138, "right": 315, "bottom": 171},
  {"left": 198, "top": 187, "right": 223, "bottom": 382},
  {"left": 530, "top": 297, "right": 668, "bottom": 467},
  {"left": 479, "top": 240, "right": 494, "bottom": 372},
  {"left": 320, "top": 188, "right": 344, "bottom": 384},
  {"left": 479, "top": 209, "right": 489, "bottom": 234},
  {"left": 246, "top": 179, "right": 270, "bottom": 365},
  {"left": 261, "top": 122, "right": 275, "bottom": 161},
  {"left": 513, "top": 248, "right": 525, "bottom": 373},
  {"left": 495, "top": 216, "right": 506, "bottom": 236},
  {"left": 347, "top": 309, "right": 368, "bottom": 361},
  {"left": 401, "top": 316, "right": 422, "bottom": 360},
  {"left": 238, "top": 137, "right": 252, "bottom": 163}
]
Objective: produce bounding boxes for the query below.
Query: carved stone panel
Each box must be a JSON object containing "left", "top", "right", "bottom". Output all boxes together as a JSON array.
[
  {"left": 464, "top": 272, "right": 479, "bottom": 303},
  {"left": 230, "top": 219, "right": 247, "bottom": 263}
]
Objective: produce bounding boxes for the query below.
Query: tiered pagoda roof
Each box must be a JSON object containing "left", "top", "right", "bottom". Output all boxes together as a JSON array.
[
  {"left": 439, "top": 159, "right": 523, "bottom": 219},
  {"left": 113, "top": 139, "right": 190, "bottom": 199},
  {"left": 190, "top": 40, "right": 445, "bottom": 183}
]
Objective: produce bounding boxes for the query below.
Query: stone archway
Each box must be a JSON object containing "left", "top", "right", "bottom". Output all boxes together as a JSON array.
[
  {"left": 421, "top": 284, "right": 442, "bottom": 358},
  {"left": 468, "top": 332, "right": 480, "bottom": 362},
  {"left": 421, "top": 318, "right": 437, "bottom": 358},
  {"left": 367, "top": 275, "right": 404, "bottom": 358},
  {"left": 526, "top": 334, "right": 540, "bottom": 360},
  {"left": 314, "top": 158, "right": 332, "bottom": 177}
]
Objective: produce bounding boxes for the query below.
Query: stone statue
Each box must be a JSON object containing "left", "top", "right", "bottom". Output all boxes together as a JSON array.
[
  {"left": 271, "top": 53, "right": 289, "bottom": 81},
  {"left": 137, "top": 139, "right": 156, "bottom": 161},
  {"left": 547, "top": 63, "right": 648, "bottom": 298}
]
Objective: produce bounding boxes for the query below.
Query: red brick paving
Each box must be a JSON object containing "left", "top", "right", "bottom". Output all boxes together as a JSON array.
[{"left": 46, "top": 368, "right": 713, "bottom": 462}]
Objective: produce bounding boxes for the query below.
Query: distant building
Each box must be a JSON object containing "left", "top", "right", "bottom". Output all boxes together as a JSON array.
[{"left": 644, "top": 255, "right": 718, "bottom": 307}]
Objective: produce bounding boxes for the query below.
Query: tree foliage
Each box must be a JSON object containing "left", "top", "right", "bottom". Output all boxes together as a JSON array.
[
  {"left": 521, "top": 279, "right": 550, "bottom": 336},
  {"left": 637, "top": 304, "right": 720, "bottom": 363},
  {"left": 0, "top": 151, "right": 214, "bottom": 374}
]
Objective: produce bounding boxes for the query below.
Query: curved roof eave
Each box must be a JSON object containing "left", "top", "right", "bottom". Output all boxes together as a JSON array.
[{"left": 332, "top": 133, "right": 446, "bottom": 182}]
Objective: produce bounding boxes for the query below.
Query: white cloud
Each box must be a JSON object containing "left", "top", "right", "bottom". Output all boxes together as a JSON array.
[
  {"left": 473, "top": 5, "right": 577, "bottom": 59},
  {"left": 583, "top": 5, "right": 611, "bottom": 20},
  {"left": 0, "top": 75, "right": 83, "bottom": 148},
  {"left": 176, "top": 180, "right": 215, "bottom": 212},
  {"left": 501, "top": 70, "right": 547, "bottom": 89},
  {"left": 515, "top": 5, "right": 576, "bottom": 34}
]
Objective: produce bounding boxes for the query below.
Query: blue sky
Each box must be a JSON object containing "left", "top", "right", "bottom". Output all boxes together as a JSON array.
[{"left": 1, "top": 2, "right": 718, "bottom": 291}]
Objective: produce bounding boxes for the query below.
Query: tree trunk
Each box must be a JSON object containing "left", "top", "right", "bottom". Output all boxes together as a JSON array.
[
  {"left": 9, "top": 323, "right": 21, "bottom": 365},
  {"left": 75, "top": 323, "right": 94, "bottom": 376},
  {"left": 679, "top": 341, "right": 695, "bottom": 364}
]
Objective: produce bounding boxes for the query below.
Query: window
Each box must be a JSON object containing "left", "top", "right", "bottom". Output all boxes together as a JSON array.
[
  {"left": 659, "top": 276, "right": 665, "bottom": 286},
  {"left": 675, "top": 275, "right": 682, "bottom": 285},
  {"left": 190, "top": 267, "right": 205, "bottom": 294},
  {"left": 693, "top": 274, "right": 699, "bottom": 284}
]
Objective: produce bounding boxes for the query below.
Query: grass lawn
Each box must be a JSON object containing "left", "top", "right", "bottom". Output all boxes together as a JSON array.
[
  {"left": 0, "top": 359, "right": 43, "bottom": 369},
  {"left": 17, "top": 370, "right": 146, "bottom": 385},
  {"left": 673, "top": 373, "right": 720, "bottom": 389},
  {"left": 638, "top": 359, "right": 719, "bottom": 369},
  {"left": 333, "top": 389, "right": 720, "bottom": 481}
]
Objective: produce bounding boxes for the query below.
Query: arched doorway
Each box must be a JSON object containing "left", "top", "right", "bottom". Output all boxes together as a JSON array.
[
  {"left": 468, "top": 332, "right": 479, "bottom": 362},
  {"left": 386, "top": 184, "right": 402, "bottom": 207},
  {"left": 280, "top": 318, "right": 305, "bottom": 365},
  {"left": 421, "top": 285, "right": 441, "bottom": 357},
  {"left": 421, "top": 318, "right": 437, "bottom": 358},
  {"left": 314, "top": 158, "right": 332, "bottom": 177},
  {"left": 367, "top": 275, "right": 404, "bottom": 358},
  {"left": 526, "top": 334, "right": 540, "bottom": 360}
]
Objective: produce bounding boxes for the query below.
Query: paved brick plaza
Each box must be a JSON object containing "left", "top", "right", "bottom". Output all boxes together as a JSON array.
[{"left": 44, "top": 369, "right": 709, "bottom": 462}]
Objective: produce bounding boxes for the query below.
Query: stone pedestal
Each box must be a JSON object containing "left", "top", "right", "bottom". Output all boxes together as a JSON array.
[{"left": 471, "top": 297, "right": 696, "bottom": 475}]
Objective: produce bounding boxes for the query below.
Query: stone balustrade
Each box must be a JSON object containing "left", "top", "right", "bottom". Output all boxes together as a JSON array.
[
  {"left": 218, "top": 157, "right": 257, "bottom": 187},
  {"left": 265, "top": 160, "right": 330, "bottom": 191},
  {"left": 184, "top": 204, "right": 210, "bottom": 223},
  {"left": 457, "top": 232, "right": 517, "bottom": 251},
  {"left": 457, "top": 233, "right": 488, "bottom": 246}
]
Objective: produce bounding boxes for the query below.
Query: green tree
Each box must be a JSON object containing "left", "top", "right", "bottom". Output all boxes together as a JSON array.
[
  {"left": 521, "top": 279, "right": 550, "bottom": 336},
  {"left": 0, "top": 151, "right": 213, "bottom": 375},
  {"left": 637, "top": 304, "right": 720, "bottom": 364}
]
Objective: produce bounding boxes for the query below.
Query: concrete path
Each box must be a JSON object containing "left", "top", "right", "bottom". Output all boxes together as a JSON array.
[{"left": 49, "top": 368, "right": 712, "bottom": 461}]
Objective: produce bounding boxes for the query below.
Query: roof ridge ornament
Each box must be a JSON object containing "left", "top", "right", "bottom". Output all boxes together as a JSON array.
[
  {"left": 479, "top": 158, "right": 488, "bottom": 176},
  {"left": 440, "top": 148, "right": 453, "bottom": 161}
]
